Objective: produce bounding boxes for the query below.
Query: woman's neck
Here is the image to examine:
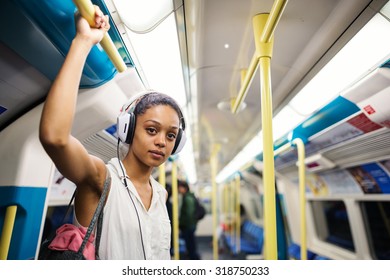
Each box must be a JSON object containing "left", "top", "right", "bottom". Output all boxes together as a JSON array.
[{"left": 121, "top": 156, "right": 153, "bottom": 186}]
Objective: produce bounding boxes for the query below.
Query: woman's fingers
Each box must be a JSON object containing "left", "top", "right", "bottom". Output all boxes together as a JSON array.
[
  {"left": 93, "top": 5, "right": 109, "bottom": 30},
  {"left": 73, "top": 5, "right": 110, "bottom": 45}
]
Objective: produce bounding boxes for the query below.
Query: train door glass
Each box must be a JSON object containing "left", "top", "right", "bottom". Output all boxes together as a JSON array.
[{"left": 360, "top": 201, "right": 390, "bottom": 260}]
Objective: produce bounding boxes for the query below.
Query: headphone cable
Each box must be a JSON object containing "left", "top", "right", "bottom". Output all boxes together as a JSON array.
[{"left": 117, "top": 139, "right": 147, "bottom": 260}]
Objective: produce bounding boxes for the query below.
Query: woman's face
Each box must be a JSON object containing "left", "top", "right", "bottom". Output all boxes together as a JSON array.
[{"left": 131, "top": 104, "right": 180, "bottom": 167}]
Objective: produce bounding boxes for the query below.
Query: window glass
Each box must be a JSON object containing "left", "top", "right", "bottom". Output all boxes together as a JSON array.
[
  {"left": 312, "top": 200, "right": 355, "bottom": 251},
  {"left": 360, "top": 201, "right": 390, "bottom": 259}
]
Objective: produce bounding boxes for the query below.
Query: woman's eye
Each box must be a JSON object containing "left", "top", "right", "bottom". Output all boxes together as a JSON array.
[
  {"left": 167, "top": 133, "right": 176, "bottom": 140},
  {"left": 146, "top": 128, "right": 157, "bottom": 134}
]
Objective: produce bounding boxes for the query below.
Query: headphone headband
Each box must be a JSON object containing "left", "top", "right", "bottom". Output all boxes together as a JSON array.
[{"left": 117, "top": 92, "right": 187, "bottom": 155}]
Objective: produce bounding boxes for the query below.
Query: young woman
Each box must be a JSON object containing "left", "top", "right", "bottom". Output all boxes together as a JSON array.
[{"left": 39, "top": 6, "right": 185, "bottom": 260}]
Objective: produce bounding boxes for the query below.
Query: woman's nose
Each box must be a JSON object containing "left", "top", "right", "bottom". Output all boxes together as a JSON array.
[{"left": 155, "top": 133, "right": 166, "bottom": 147}]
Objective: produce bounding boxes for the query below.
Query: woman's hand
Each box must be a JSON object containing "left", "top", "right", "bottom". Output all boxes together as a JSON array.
[{"left": 75, "top": 5, "right": 110, "bottom": 46}]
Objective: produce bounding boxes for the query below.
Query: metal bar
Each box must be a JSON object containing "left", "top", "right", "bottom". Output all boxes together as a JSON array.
[
  {"left": 231, "top": 0, "right": 288, "bottom": 113},
  {"left": 231, "top": 53, "right": 259, "bottom": 113},
  {"left": 223, "top": 185, "right": 228, "bottom": 220},
  {"left": 235, "top": 174, "right": 241, "bottom": 254},
  {"left": 259, "top": 55, "right": 278, "bottom": 260},
  {"left": 274, "top": 142, "right": 291, "bottom": 157},
  {"left": 261, "top": 0, "right": 289, "bottom": 43},
  {"left": 229, "top": 181, "right": 234, "bottom": 246},
  {"left": 73, "top": 0, "right": 127, "bottom": 72},
  {"left": 253, "top": 12, "right": 278, "bottom": 259},
  {"left": 0, "top": 205, "right": 17, "bottom": 260},
  {"left": 274, "top": 138, "right": 307, "bottom": 259},
  {"left": 293, "top": 138, "right": 307, "bottom": 260},
  {"left": 240, "top": 69, "right": 247, "bottom": 84},
  {"left": 230, "top": 0, "right": 288, "bottom": 259},
  {"left": 210, "top": 143, "right": 221, "bottom": 260},
  {"left": 171, "top": 160, "right": 179, "bottom": 260},
  {"left": 159, "top": 164, "right": 166, "bottom": 188}
]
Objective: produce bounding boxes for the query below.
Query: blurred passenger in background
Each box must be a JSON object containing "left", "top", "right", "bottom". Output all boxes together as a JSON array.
[{"left": 178, "top": 180, "right": 200, "bottom": 260}]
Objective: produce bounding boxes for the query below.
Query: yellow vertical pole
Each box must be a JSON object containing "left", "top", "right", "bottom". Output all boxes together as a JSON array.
[
  {"left": 224, "top": 185, "right": 228, "bottom": 220},
  {"left": 253, "top": 13, "right": 278, "bottom": 260},
  {"left": 231, "top": 0, "right": 288, "bottom": 114},
  {"left": 235, "top": 174, "right": 241, "bottom": 253},
  {"left": 293, "top": 138, "right": 307, "bottom": 260},
  {"left": 229, "top": 181, "right": 235, "bottom": 243},
  {"left": 229, "top": 181, "right": 234, "bottom": 247},
  {"left": 171, "top": 161, "right": 179, "bottom": 260},
  {"left": 159, "top": 164, "right": 166, "bottom": 188},
  {"left": 0, "top": 205, "right": 17, "bottom": 260},
  {"left": 210, "top": 143, "right": 221, "bottom": 260}
]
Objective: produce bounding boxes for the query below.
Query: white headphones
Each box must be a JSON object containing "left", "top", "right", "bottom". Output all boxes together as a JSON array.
[{"left": 117, "top": 91, "right": 187, "bottom": 155}]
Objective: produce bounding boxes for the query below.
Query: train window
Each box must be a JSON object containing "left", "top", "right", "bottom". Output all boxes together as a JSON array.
[
  {"left": 312, "top": 200, "right": 355, "bottom": 252},
  {"left": 360, "top": 201, "right": 390, "bottom": 260}
]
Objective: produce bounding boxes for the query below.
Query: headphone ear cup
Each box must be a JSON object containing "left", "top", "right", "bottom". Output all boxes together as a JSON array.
[
  {"left": 117, "top": 113, "right": 131, "bottom": 143},
  {"left": 126, "top": 112, "right": 136, "bottom": 145},
  {"left": 172, "top": 129, "right": 187, "bottom": 155},
  {"left": 117, "top": 112, "right": 136, "bottom": 144}
]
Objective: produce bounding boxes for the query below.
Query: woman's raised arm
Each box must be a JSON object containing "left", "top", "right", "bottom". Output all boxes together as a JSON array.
[{"left": 39, "top": 6, "right": 109, "bottom": 188}]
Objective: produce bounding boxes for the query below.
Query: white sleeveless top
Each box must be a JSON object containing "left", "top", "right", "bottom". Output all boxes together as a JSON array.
[{"left": 98, "top": 158, "right": 171, "bottom": 260}]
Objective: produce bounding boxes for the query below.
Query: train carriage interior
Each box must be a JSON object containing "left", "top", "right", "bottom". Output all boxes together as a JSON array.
[{"left": 1, "top": 0, "right": 390, "bottom": 261}]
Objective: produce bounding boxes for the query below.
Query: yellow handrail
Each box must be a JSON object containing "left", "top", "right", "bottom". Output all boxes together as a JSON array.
[
  {"left": 274, "top": 138, "right": 307, "bottom": 259},
  {"left": 159, "top": 164, "right": 166, "bottom": 188},
  {"left": 274, "top": 142, "right": 292, "bottom": 157},
  {"left": 231, "top": 53, "right": 259, "bottom": 113},
  {"left": 229, "top": 181, "right": 234, "bottom": 245},
  {"left": 210, "top": 143, "right": 221, "bottom": 260},
  {"left": 235, "top": 174, "right": 241, "bottom": 254},
  {"left": 73, "top": 0, "right": 127, "bottom": 72},
  {"left": 260, "top": 0, "right": 289, "bottom": 43},
  {"left": 229, "top": 0, "right": 288, "bottom": 259},
  {"left": 223, "top": 185, "right": 228, "bottom": 218},
  {"left": 254, "top": 13, "right": 278, "bottom": 260},
  {"left": 0, "top": 205, "right": 18, "bottom": 260},
  {"left": 231, "top": 0, "right": 289, "bottom": 113},
  {"left": 292, "top": 138, "right": 307, "bottom": 260},
  {"left": 171, "top": 160, "right": 179, "bottom": 260}
]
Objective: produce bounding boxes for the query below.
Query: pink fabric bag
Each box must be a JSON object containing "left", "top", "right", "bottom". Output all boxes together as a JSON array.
[
  {"left": 38, "top": 168, "right": 111, "bottom": 260},
  {"left": 48, "top": 224, "right": 95, "bottom": 260}
]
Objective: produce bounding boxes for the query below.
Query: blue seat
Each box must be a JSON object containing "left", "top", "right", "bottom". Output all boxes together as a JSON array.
[{"left": 223, "top": 221, "right": 264, "bottom": 255}]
